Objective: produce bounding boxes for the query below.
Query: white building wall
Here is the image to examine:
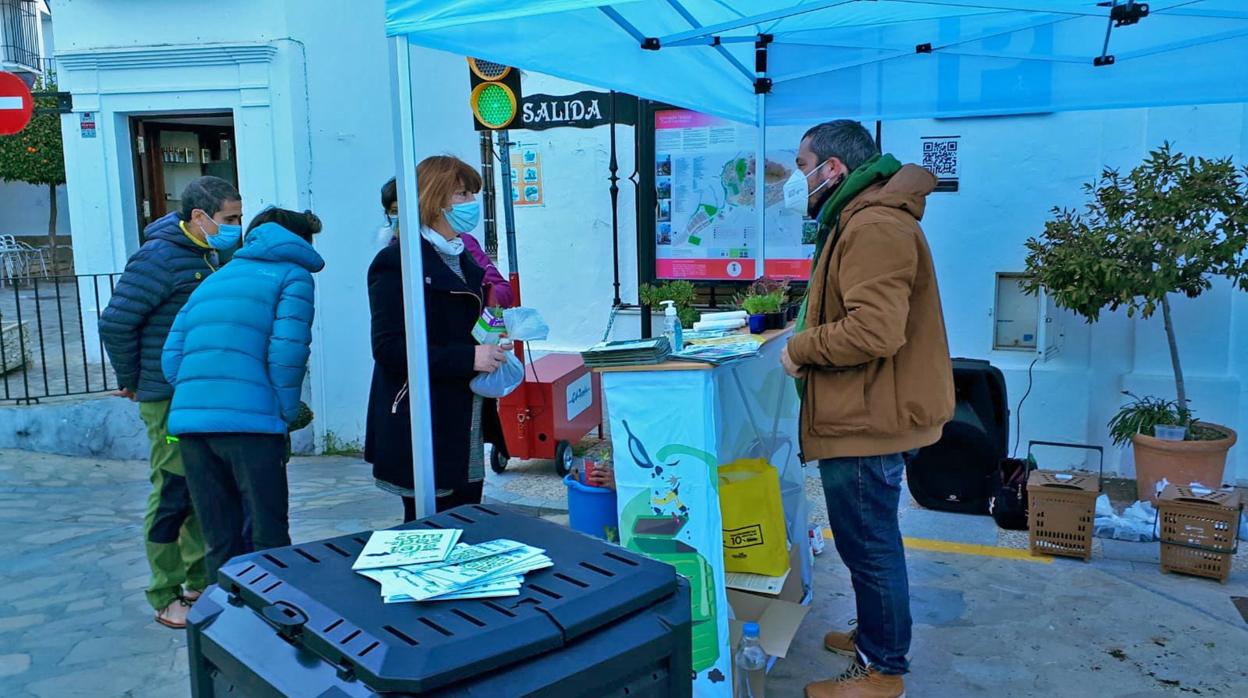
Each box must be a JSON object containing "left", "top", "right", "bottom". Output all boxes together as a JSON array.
[
  {"left": 493, "top": 73, "right": 644, "bottom": 351},
  {"left": 493, "top": 84, "right": 1248, "bottom": 484},
  {"left": 50, "top": 1, "right": 481, "bottom": 450},
  {"left": 47, "top": 2, "right": 1248, "bottom": 480},
  {"left": 0, "top": 182, "right": 69, "bottom": 237}
]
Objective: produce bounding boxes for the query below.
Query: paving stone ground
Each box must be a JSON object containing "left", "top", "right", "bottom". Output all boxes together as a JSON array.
[{"left": 2, "top": 448, "right": 1246, "bottom": 697}]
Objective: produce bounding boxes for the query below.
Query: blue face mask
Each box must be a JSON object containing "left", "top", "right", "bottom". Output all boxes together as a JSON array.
[
  {"left": 444, "top": 201, "right": 480, "bottom": 234},
  {"left": 199, "top": 218, "right": 243, "bottom": 251},
  {"left": 209, "top": 224, "right": 243, "bottom": 250}
]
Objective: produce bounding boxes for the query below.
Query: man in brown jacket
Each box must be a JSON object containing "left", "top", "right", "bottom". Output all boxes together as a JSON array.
[{"left": 779, "top": 121, "right": 954, "bottom": 698}]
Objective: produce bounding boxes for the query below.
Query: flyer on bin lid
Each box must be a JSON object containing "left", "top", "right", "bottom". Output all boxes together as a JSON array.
[
  {"left": 417, "top": 545, "right": 551, "bottom": 590},
  {"left": 385, "top": 577, "right": 525, "bottom": 604},
  {"left": 352, "top": 529, "right": 462, "bottom": 570},
  {"left": 362, "top": 543, "right": 551, "bottom": 602}
]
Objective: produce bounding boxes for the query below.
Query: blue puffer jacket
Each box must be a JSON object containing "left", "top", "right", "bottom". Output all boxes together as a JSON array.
[
  {"left": 99, "top": 212, "right": 220, "bottom": 401},
  {"left": 162, "top": 223, "right": 325, "bottom": 435}
]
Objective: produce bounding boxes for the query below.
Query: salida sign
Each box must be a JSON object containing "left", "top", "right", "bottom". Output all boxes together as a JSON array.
[{"left": 520, "top": 90, "right": 637, "bottom": 131}]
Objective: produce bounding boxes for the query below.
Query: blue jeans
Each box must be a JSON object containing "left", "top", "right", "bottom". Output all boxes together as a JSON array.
[{"left": 819, "top": 454, "right": 911, "bottom": 675}]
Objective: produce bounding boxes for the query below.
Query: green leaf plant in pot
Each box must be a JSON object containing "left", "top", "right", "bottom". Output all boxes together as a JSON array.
[
  {"left": 737, "top": 277, "right": 789, "bottom": 331},
  {"left": 1023, "top": 143, "right": 1248, "bottom": 502},
  {"left": 639, "top": 280, "right": 698, "bottom": 330}
]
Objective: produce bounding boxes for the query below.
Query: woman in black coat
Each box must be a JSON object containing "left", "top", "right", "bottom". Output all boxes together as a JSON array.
[{"left": 365, "top": 156, "right": 509, "bottom": 522}]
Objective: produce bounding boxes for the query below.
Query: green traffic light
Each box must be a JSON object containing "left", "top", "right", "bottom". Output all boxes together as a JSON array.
[{"left": 473, "top": 83, "right": 515, "bottom": 128}]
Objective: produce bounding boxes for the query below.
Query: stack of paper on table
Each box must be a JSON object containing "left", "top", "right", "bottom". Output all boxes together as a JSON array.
[
  {"left": 581, "top": 337, "right": 672, "bottom": 368},
  {"left": 353, "top": 531, "right": 552, "bottom": 602},
  {"left": 672, "top": 335, "right": 765, "bottom": 365}
]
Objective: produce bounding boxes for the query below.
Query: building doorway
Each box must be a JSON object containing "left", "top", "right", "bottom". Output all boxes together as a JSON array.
[{"left": 129, "top": 113, "right": 238, "bottom": 240}]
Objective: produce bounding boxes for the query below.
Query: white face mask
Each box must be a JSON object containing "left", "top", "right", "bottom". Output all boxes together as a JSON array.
[{"left": 783, "top": 159, "right": 832, "bottom": 213}]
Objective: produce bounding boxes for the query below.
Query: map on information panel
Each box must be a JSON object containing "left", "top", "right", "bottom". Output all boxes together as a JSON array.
[{"left": 654, "top": 109, "right": 816, "bottom": 281}]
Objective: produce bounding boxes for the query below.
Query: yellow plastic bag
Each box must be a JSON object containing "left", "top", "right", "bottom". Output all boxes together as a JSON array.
[{"left": 719, "top": 459, "right": 789, "bottom": 577}]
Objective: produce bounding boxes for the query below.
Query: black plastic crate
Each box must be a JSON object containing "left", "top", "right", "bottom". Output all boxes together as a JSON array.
[{"left": 187, "top": 504, "right": 691, "bottom": 697}]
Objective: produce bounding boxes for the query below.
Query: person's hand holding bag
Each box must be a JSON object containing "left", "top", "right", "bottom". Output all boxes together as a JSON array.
[
  {"left": 470, "top": 340, "right": 524, "bottom": 398},
  {"left": 474, "top": 344, "right": 507, "bottom": 373}
]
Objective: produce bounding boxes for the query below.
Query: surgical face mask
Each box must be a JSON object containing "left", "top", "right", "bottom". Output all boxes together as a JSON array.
[
  {"left": 444, "top": 200, "right": 480, "bottom": 234},
  {"left": 198, "top": 216, "right": 243, "bottom": 251},
  {"left": 783, "top": 159, "right": 832, "bottom": 213}
]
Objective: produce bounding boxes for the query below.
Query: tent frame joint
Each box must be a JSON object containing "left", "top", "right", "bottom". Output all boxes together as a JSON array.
[
  {"left": 1095, "top": 0, "right": 1148, "bottom": 67},
  {"left": 916, "top": 42, "right": 933, "bottom": 54},
  {"left": 1105, "top": 0, "right": 1150, "bottom": 27},
  {"left": 642, "top": 37, "right": 661, "bottom": 50},
  {"left": 754, "top": 32, "right": 771, "bottom": 89}
]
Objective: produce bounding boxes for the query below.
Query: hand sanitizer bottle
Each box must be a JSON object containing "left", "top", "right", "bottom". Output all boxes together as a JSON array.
[{"left": 660, "top": 300, "right": 683, "bottom": 351}]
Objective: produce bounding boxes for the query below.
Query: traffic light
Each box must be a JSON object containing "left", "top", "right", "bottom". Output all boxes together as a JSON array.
[{"left": 468, "top": 58, "right": 522, "bottom": 130}]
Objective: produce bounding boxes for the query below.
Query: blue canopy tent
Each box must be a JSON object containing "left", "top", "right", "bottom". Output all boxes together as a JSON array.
[
  {"left": 388, "top": 0, "right": 1248, "bottom": 125},
  {"left": 383, "top": 0, "right": 1248, "bottom": 515}
]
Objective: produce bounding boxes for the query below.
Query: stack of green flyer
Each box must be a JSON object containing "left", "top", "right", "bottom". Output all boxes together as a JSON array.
[
  {"left": 581, "top": 337, "right": 672, "bottom": 367},
  {"left": 354, "top": 535, "right": 552, "bottom": 602}
]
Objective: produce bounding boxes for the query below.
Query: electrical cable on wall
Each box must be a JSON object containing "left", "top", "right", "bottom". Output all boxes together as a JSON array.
[{"left": 1008, "top": 357, "right": 1038, "bottom": 462}]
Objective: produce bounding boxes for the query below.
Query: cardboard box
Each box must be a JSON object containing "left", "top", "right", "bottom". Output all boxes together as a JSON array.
[
  {"left": 727, "top": 544, "right": 811, "bottom": 697},
  {"left": 1158, "top": 484, "right": 1241, "bottom": 583}
]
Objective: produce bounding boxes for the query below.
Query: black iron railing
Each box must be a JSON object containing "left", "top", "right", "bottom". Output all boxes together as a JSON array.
[
  {"left": 0, "top": 0, "right": 40, "bottom": 72},
  {"left": 1, "top": 273, "right": 123, "bottom": 403}
]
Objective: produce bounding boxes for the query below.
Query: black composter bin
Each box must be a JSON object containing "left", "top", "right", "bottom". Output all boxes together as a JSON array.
[{"left": 187, "top": 504, "right": 692, "bottom": 697}]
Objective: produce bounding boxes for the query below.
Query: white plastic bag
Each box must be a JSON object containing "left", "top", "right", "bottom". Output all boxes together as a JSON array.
[
  {"left": 469, "top": 352, "right": 524, "bottom": 398},
  {"left": 503, "top": 307, "right": 549, "bottom": 342},
  {"left": 1093, "top": 497, "right": 1160, "bottom": 542}
]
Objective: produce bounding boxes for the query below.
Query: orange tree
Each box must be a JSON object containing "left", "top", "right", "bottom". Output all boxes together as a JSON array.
[{"left": 0, "top": 77, "right": 66, "bottom": 247}]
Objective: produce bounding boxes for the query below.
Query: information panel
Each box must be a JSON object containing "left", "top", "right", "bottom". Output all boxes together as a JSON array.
[{"left": 653, "top": 109, "right": 814, "bottom": 281}]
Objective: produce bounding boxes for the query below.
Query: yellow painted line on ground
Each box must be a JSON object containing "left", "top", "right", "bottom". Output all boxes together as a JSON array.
[{"left": 822, "top": 527, "right": 1053, "bottom": 564}]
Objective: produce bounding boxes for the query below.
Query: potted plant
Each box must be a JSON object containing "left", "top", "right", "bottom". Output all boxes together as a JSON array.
[
  {"left": 639, "top": 280, "right": 698, "bottom": 331},
  {"left": 741, "top": 294, "right": 771, "bottom": 334},
  {"left": 738, "top": 278, "right": 789, "bottom": 331},
  {"left": 1024, "top": 144, "right": 1248, "bottom": 501}
]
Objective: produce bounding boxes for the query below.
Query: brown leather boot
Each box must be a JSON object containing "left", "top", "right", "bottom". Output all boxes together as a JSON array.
[
  {"left": 805, "top": 661, "right": 905, "bottom": 698},
  {"left": 823, "top": 621, "right": 858, "bottom": 657}
]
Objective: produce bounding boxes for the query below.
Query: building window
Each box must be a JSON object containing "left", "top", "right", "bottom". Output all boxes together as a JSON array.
[
  {"left": 994, "top": 273, "right": 1039, "bottom": 351},
  {"left": 0, "top": 0, "right": 40, "bottom": 72}
]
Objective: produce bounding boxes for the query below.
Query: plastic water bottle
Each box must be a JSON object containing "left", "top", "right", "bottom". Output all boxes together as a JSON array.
[
  {"left": 660, "top": 300, "right": 683, "bottom": 350},
  {"left": 734, "top": 621, "right": 767, "bottom": 698}
]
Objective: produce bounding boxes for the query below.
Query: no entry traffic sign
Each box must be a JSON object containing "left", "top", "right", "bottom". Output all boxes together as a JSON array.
[{"left": 0, "top": 71, "right": 35, "bottom": 136}]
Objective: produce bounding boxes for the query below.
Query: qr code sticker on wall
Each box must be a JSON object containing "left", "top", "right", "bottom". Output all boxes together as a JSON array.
[
  {"left": 921, "top": 137, "right": 960, "bottom": 191},
  {"left": 922, "top": 139, "right": 958, "bottom": 177}
]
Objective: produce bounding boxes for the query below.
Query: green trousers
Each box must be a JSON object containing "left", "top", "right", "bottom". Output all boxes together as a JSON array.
[{"left": 138, "top": 399, "right": 208, "bottom": 610}]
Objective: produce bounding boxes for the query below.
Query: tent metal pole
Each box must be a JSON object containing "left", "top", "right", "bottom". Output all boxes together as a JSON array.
[
  {"left": 389, "top": 35, "right": 438, "bottom": 518},
  {"left": 499, "top": 131, "right": 519, "bottom": 277},
  {"left": 755, "top": 37, "right": 768, "bottom": 282},
  {"left": 600, "top": 6, "right": 646, "bottom": 42},
  {"left": 663, "top": 0, "right": 755, "bottom": 82},
  {"left": 656, "top": 0, "right": 853, "bottom": 46}
]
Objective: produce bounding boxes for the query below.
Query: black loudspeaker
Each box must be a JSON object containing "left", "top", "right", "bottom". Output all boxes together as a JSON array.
[{"left": 906, "top": 358, "right": 1009, "bottom": 514}]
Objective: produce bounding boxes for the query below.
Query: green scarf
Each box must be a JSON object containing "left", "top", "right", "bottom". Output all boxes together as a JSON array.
[{"left": 793, "top": 153, "right": 903, "bottom": 397}]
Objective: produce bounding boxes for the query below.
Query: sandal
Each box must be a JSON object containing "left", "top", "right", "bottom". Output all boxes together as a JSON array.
[{"left": 155, "top": 598, "right": 191, "bottom": 629}]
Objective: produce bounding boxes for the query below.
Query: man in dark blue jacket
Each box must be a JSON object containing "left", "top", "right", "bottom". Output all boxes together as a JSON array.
[{"left": 99, "top": 176, "right": 242, "bottom": 630}]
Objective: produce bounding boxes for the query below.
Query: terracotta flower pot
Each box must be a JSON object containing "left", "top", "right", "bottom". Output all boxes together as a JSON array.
[{"left": 1131, "top": 422, "right": 1237, "bottom": 503}]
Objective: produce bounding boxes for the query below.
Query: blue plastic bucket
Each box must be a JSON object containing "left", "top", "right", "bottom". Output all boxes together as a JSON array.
[{"left": 564, "top": 474, "right": 619, "bottom": 543}]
